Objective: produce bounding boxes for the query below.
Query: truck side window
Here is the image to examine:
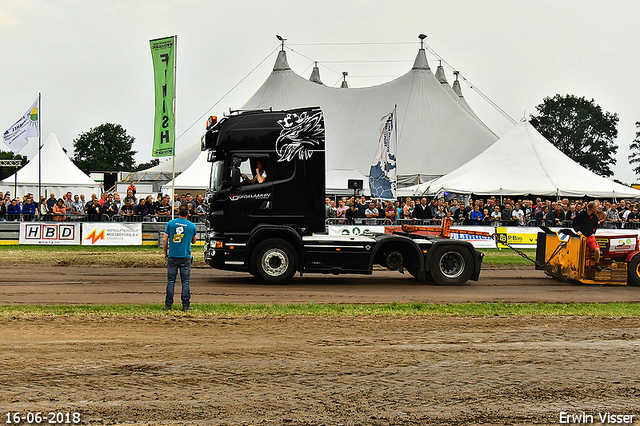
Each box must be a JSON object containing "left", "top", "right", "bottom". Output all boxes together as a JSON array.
[{"left": 240, "top": 158, "right": 267, "bottom": 184}]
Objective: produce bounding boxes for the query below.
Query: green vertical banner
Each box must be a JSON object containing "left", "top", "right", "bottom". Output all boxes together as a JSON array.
[{"left": 150, "top": 35, "right": 176, "bottom": 157}]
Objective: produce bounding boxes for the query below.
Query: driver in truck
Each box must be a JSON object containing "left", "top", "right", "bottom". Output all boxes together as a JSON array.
[{"left": 241, "top": 159, "right": 267, "bottom": 184}]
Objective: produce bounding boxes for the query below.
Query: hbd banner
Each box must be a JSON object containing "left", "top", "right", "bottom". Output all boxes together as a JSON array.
[{"left": 19, "top": 222, "right": 80, "bottom": 245}]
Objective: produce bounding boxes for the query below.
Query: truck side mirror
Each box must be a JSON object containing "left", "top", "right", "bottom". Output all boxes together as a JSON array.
[{"left": 230, "top": 168, "right": 241, "bottom": 187}]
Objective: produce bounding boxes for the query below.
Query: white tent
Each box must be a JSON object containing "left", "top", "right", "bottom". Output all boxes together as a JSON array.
[
  {"left": 409, "top": 121, "right": 640, "bottom": 199},
  {"left": 0, "top": 133, "right": 101, "bottom": 198},
  {"left": 121, "top": 142, "right": 202, "bottom": 184},
  {"left": 243, "top": 48, "right": 498, "bottom": 185},
  {"left": 161, "top": 150, "right": 210, "bottom": 194}
]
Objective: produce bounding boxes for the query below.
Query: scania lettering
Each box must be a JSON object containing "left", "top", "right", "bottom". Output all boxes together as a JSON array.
[{"left": 202, "top": 107, "right": 484, "bottom": 284}]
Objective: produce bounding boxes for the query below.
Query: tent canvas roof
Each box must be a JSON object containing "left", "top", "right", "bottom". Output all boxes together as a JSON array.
[
  {"left": 413, "top": 121, "right": 640, "bottom": 199},
  {"left": 161, "top": 150, "right": 210, "bottom": 192},
  {"left": 123, "top": 142, "right": 202, "bottom": 183},
  {"left": 243, "top": 49, "right": 498, "bottom": 184}
]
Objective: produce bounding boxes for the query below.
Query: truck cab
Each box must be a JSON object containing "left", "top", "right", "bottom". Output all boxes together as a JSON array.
[{"left": 202, "top": 107, "right": 483, "bottom": 284}]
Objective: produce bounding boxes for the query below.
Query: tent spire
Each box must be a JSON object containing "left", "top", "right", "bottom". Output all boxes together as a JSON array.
[
  {"left": 309, "top": 61, "right": 323, "bottom": 85},
  {"left": 340, "top": 72, "right": 348, "bottom": 88},
  {"left": 435, "top": 61, "right": 447, "bottom": 84},
  {"left": 276, "top": 34, "right": 286, "bottom": 51}
]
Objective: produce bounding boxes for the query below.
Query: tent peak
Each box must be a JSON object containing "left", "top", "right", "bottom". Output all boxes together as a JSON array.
[
  {"left": 273, "top": 50, "right": 290, "bottom": 71},
  {"left": 309, "top": 61, "right": 323, "bottom": 85},
  {"left": 412, "top": 48, "right": 430, "bottom": 70},
  {"left": 435, "top": 63, "right": 448, "bottom": 84}
]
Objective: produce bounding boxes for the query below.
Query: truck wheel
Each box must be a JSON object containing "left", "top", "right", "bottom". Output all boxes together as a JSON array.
[
  {"left": 252, "top": 239, "right": 298, "bottom": 284},
  {"left": 428, "top": 245, "right": 473, "bottom": 285},
  {"left": 627, "top": 255, "right": 640, "bottom": 287}
]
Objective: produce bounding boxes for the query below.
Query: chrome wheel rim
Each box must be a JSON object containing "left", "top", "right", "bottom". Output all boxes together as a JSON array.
[
  {"left": 439, "top": 251, "right": 465, "bottom": 279},
  {"left": 261, "top": 249, "right": 288, "bottom": 277}
]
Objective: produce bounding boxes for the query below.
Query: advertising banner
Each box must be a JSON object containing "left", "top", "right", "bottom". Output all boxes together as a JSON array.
[
  {"left": 150, "top": 35, "right": 176, "bottom": 157},
  {"left": 495, "top": 226, "right": 539, "bottom": 249},
  {"left": 450, "top": 226, "right": 497, "bottom": 248},
  {"left": 81, "top": 223, "right": 142, "bottom": 246},
  {"left": 19, "top": 222, "right": 80, "bottom": 245}
]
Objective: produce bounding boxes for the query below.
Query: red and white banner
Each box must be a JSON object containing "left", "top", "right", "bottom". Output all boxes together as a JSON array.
[{"left": 19, "top": 222, "right": 80, "bottom": 245}]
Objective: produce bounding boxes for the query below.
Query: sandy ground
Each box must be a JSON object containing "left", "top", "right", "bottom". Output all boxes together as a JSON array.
[{"left": 1, "top": 265, "right": 640, "bottom": 425}]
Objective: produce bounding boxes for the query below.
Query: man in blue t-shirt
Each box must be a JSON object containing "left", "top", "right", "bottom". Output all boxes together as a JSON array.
[{"left": 163, "top": 204, "right": 197, "bottom": 311}]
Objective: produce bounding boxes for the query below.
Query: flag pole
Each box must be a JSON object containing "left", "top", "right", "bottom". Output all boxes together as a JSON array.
[
  {"left": 171, "top": 34, "right": 177, "bottom": 220},
  {"left": 38, "top": 92, "right": 42, "bottom": 217}
]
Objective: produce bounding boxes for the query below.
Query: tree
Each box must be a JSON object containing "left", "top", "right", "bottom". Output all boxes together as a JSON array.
[
  {"left": 133, "top": 158, "right": 160, "bottom": 172},
  {"left": 628, "top": 122, "right": 640, "bottom": 177},
  {"left": 0, "top": 150, "right": 28, "bottom": 180},
  {"left": 529, "top": 94, "right": 619, "bottom": 177},
  {"left": 72, "top": 123, "right": 137, "bottom": 174}
]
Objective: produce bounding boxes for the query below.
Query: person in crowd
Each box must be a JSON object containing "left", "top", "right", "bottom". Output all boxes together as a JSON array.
[
  {"left": 501, "top": 203, "right": 513, "bottom": 225},
  {"left": 46, "top": 193, "right": 57, "bottom": 212},
  {"left": 7, "top": 198, "right": 21, "bottom": 221},
  {"left": 336, "top": 199, "right": 348, "bottom": 220},
  {"left": 63, "top": 192, "right": 73, "bottom": 214},
  {"left": 326, "top": 200, "right": 337, "bottom": 219},
  {"left": 626, "top": 206, "right": 640, "bottom": 228},
  {"left": 157, "top": 196, "right": 172, "bottom": 221},
  {"left": 345, "top": 202, "right": 358, "bottom": 225},
  {"left": 80, "top": 194, "right": 86, "bottom": 207},
  {"left": 324, "top": 198, "right": 331, "bottom": 218},
  {"left": 482, "top": 208, "right": 491, "bottom": 222},
  {"left": 511, "top": 203, "right": 525, "bottom": 226},
  {"left": 71, "top": 194, "right": 84, "bottom": 219},
  {"left": 470, "top": 204, "right": 483, "bottom": 225},
  {"left": 102, "top": 193, "right": 118, "bottom": 219},
  {"left": 38, "top": 196, "right": 49, "bottom": 218},
  {"left": 355, "top": 196, "right": 368, "bottom": 219},
  {"left": 52, "top": 198, "right": 67, "bottom": 222},
  {"left": 365, "top": 201, "right": 378, "bottom": 224},
  {"left": 194, "top": 202, "right": 205, "bottom": 222},
  {"left": 376, "top": 201, "right": 385, "bottom": 219},
  {"left": 120, "top": 199, "right": 135, "bottom": 221},
  {"left": 113, "top": 194, "right": 123, "bottom": 214},
  {"left": 127, "top": 182, "right": 137, "bottom": 195},
  {"left": 434, "top": 205, "right": 446, "bottom": 224},
  {"left": 595, "top": 203, "right": 607, "bottom": 228},
  {"left": 534, "top": 205, "right": 549, "bottom": 226},
  {"left": 549, "top": 203, "right": 565, "bottom": 227},
  {"left": 385, "top": 201, "right": 397, "bottom": 223},
  {"left": 134, "top": 198, "right": 149, "bottom": 221},
  {"left": 620, "top": 203, "right": 632, "bottom": 227},
  {"left": 145, "top": 195, "right": 157, "bottom": 222},
  {"left": 124, "top": 189, "right": 137, "bottom": 206},
  {"left": 462, "top": 199, "right": 474, "bottom": 225},
  {"left": 0, "top": 198, "right": 6, "bottom": 221},
  {"left": 86, "top": 197, "right": 102, "bottom": 221},
  {"left": 412, "top": 198, "right": 432, "bottom": 222},
  {"left": 21, "top": 197, "right": 36, "bottom": 221},
  {"left": 490, "top": 205, "right": 501, "bottom": 223},
  {"left": 573, "top": 201, "right": 602, "bottom": 271}
]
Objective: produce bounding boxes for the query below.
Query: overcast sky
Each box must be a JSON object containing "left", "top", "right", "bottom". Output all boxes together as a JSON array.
[{"left": 2, "top": 0, "right": 639, "bottom": 183}]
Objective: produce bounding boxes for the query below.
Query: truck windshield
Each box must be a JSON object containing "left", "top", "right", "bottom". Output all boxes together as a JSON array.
[{"left": 210, "top": 160, "right": 225, "bottom": 191}]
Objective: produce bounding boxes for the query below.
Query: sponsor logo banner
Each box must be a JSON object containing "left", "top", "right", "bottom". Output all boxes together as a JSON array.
[
  {"left": 19, "top": 222, "right": 80, "bottom": 245},
  {"left": 328, "top": 225, "right": 385, "bottom": 236},
  {"left": 82, "top": 223, "right": 142, "bottom": 246}
]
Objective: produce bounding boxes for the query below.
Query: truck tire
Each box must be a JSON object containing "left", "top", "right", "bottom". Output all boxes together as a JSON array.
[
  {"left": 252, "top": 239, "right": 298, "bottom": 284},
  {"left": 428, "top": 245, "right": 473, "bottom": 285},
  {"left": 627, "top": 254, "right": 640, "bottom": 287}
]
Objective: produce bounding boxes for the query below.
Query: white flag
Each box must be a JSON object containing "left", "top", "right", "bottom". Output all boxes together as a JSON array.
[
  {"left": 3, "top": 97, "right": 39, "bottom": 154},
  {"left": 369, "top": 109, "right": 397, "bottom": 200}
]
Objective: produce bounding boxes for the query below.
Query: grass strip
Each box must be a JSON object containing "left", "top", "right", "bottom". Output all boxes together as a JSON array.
[
  {"left": 0, "top": 245, "right": 534, "bottom": 267},
  {"left": 0, "top": 302, "right": 639, "bottom": 317}
]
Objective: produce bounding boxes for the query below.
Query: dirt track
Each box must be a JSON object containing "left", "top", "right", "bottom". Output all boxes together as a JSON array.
[
  {"left": 1, "top": 266, "right": 640, "bottom": 305},
  {"left": 1, "top": 265, "right": 640, "bottom": 425}
]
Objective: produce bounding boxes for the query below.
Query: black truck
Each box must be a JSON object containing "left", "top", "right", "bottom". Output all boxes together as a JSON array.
[{"left": 202, "top": 106, "right": 483, "bottom": 284}]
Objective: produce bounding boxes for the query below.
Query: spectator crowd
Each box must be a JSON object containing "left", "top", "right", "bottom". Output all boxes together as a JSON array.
[
  {"left": 325, "top": 195, "right": 640, "bottom": 229},
  {"left": 0, "top": 184, "right": 206, "bottom": 223}
]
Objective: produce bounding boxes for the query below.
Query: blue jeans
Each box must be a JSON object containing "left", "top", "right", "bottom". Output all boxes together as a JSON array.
[{"left": 166, "top": 257, "right": 192, "bottom": 307}]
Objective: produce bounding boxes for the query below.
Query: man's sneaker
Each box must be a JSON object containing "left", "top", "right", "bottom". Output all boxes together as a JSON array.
[
  {"left": 182, "top": 305, "right": 193, "bottom": 311},
  {"left": 163, "top": 304, "right": 172, "bottom": 311},
  {"left": 593, "top": 263, "right": 603, "bottom": 272}
]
